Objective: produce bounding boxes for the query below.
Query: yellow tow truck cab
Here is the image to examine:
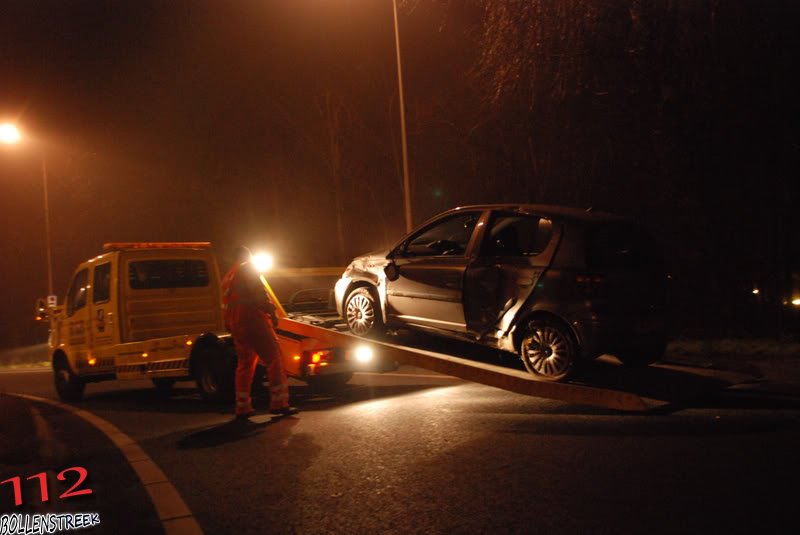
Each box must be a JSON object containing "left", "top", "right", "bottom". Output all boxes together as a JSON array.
[{"left": 41, "top": 242, "right": 364, "bottom": 402}]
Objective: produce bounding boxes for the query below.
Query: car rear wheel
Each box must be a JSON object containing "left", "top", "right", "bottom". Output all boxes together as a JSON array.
[
  {"left": 345, "top": 287, "right": 384, "bottom": 338},
  {"left": 519, "top": 320, "right": 578, "bottom": 382},
  {"left": 53, "top": 357, "right": 85, "bottom": 402}
]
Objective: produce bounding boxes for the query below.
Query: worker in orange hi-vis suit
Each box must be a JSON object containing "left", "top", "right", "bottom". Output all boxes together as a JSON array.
[{"left": 221, "top": 246, "right": 298, "bottom": 421}]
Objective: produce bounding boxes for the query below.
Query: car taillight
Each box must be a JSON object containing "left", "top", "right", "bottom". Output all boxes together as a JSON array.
[{"left": 576, "top": 274, "right": 607, "bottom": 298}]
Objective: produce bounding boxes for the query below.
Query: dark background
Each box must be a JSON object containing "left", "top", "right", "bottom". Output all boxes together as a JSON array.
[{"left": 1, "top": 0, "right": 798, "bottom": 349}]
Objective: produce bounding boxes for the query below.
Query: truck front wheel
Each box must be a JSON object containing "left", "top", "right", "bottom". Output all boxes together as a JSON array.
[{"left": 53, "top": 357, "right": 85, "bottom": 402}]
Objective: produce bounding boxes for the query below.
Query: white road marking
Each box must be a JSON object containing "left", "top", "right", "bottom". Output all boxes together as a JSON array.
[
  {"left": 10, "top": 393, "right": 203, "bottom": 535},
  {"left": 0, "top": 367, "right": 51, "bottom": 374}
]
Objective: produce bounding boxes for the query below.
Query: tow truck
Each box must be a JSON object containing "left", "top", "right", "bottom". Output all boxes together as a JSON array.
[{"left": 35, "top": 242, "right": 386, "bottom": 402}]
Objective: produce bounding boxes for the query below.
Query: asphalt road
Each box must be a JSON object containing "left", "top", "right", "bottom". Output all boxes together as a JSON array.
[{"left": 2, "top": 351, "right": 800, "bottom": 534}]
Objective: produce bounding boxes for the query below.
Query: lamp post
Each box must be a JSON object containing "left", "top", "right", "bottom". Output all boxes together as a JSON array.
[
  {"left": 391, "top": 0, "right": 413, "bottom": 233},
  {"left": 1, "top": 123, "right": 55, "bottom": 298}
]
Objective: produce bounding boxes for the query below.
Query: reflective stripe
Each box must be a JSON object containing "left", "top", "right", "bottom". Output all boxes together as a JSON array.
[
  {"left": 237, "top": 391, "right": 250, "bottom": 398},
  {"left": 269, "top": 384, "right": 288, "bottom": 392},
  {"left": 236, "top": 401, "right": 251, "bottom": 407}
]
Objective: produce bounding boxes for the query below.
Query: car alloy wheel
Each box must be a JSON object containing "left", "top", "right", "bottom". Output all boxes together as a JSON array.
[
  {"left": 346, "top": 290, "right": 376, "bottom": 336},
  {"left": 520, "top": 321, "right": 576, "bottom": 381}
]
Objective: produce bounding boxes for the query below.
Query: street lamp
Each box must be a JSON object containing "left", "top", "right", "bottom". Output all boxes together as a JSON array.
[
  {"left": 0, "top": 123, "right": 55, "bottom": 300},
  {"left": 0, "top": 123, "right": 21, "bottom": 144},
  {"left": 391, "top": 0, "right": 413, "bottom": 233}
]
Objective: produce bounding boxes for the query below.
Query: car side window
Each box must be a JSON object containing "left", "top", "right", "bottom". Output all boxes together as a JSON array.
[
  {"left": 67, "top": 269, "right": 89, "bottom": 316},
  {"left": 403, "top": 212, "right": 480, "bottom": 257},
  {"left": 481, "top": 214, "right": 553, "bottom": 257},
  {"left": 93, "top": 262, "right": 111, "bottom": 303}
]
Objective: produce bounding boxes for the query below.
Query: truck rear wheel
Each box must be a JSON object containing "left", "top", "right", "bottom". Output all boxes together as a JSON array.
[
  {"left": 306, "top": 372, "right": 353, "bottom": 393},
  {"left": 53, "top": 357, "right": 85, "bottom": 402},
  {"left": 194, "top": 348, "right": 234, "bottom": 403}
]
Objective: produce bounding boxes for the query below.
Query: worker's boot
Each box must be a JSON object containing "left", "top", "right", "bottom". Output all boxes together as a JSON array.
[
  {"left": 234, "top": 411, "right": 255, "bottom": 422},
  {"left": 269, "top": 406, "right": 299, "bottom": 417}
]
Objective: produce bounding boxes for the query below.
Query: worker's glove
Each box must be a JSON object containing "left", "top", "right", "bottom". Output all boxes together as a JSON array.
[{"left": 270, "top": 312, "right": 279, "bottom": 328}]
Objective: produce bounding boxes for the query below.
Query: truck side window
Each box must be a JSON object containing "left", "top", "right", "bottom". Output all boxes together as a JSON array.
[
  {"left": 481, "top": 214, "right": 553, "bottom": 257},
  {"left": 93, "top": 263, "right": 111, "bottom": 303},
  {"left": 67, "top": 269, "right": 89, "bottom": 316}
]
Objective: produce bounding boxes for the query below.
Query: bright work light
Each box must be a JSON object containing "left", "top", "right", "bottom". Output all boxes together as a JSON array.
[
  {"left": 251, "top": 252, "right": 274, "bottom": 273},
  {"left": 355, "top": 345, "right": 374, "bottom": 363}
]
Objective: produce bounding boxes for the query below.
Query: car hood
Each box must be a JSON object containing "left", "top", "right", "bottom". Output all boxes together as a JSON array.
[{"left": 349, "top": 249, "right": 391, "bottom": 274}]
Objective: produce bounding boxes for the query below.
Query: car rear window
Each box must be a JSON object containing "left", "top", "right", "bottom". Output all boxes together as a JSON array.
[
  {"left": 585, "top": 222, "right": 662, "bottom": 271},
  {"left": 129, "top": 259, "right": 210, "bottom": 289}
]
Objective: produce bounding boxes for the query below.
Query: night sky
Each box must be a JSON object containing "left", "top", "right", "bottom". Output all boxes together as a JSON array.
[{"left": 1, "top": 1, "right": 798, "bottom": 348}]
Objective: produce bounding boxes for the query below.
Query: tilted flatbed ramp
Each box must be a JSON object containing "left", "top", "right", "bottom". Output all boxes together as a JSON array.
[
  {"left": 264, "top": 271, "right": 665, "bottom": 413},
  {"left": 279, "top": 315, "right": 665, "bottom": 413}
]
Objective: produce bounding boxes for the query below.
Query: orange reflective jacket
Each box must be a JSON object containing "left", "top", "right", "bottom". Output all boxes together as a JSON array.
[{"left": 221, "top": 262, "right": 271, "bottom": 328}]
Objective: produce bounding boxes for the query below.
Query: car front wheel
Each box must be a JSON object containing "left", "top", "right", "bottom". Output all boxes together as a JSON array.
[
  {"left": 519, "top": 320, "right": 578, "bottom": 382},
  {"left": 344, "top": 287, "right": 384, "bottom": 338}
]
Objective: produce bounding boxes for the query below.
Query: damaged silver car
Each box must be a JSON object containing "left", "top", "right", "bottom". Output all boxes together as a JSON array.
[{"left": 334, "top": 205, "right": 669, "bottom": 381}]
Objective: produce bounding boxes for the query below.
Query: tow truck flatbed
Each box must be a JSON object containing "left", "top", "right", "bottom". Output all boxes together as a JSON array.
[{"left": 278, "top": 310, "right": 669, "bottom": 412}]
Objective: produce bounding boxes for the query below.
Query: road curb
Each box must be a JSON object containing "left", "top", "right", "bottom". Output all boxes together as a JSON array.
[{"left": 9, "top": 393, "right": 203, "bottom": 535}]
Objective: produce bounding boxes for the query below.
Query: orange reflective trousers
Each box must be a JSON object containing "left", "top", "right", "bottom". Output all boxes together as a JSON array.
[{"left": 229, "top": 315, "right": 289, "bottom": 415}]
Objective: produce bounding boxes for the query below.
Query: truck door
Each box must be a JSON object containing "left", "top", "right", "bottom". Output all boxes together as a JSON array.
[
  {"left": 64, "top": 267, "right": 92, "bottom": 360},
  {"left": 386, "top": 211, "right": 482, "bottom": 333},
  {"left": 464, "top": 212, "right": 557, "bottom": 337},
  {"left": 89, "top": 261, "right": 117, "bottom": 348}
]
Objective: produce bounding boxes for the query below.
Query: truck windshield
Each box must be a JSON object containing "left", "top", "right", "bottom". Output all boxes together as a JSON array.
[{"left": 129, "top": 259, "right": 210, "bottom": 290}]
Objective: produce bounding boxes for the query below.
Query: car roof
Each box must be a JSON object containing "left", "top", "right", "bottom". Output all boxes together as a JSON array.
[{"left": 451, "top": 204, "right": 630, "bottom": 223}]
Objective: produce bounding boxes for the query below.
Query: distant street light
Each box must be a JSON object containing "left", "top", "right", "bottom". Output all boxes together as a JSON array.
[
  {"left": 391, "top": 0, "right": 413, "bottom": 233},
  {"left": 0, "top": 124, "right": 55, "bottom": 299}
]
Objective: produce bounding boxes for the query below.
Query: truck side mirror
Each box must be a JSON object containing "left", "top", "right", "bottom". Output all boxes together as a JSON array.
[{"left": 34, "top": 298, "right": 48, "bottom": 321}]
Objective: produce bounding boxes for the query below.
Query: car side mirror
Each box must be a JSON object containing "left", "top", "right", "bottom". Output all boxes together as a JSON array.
[{"left": 384, "top": 262, "right": 400, "bottom": 282}]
